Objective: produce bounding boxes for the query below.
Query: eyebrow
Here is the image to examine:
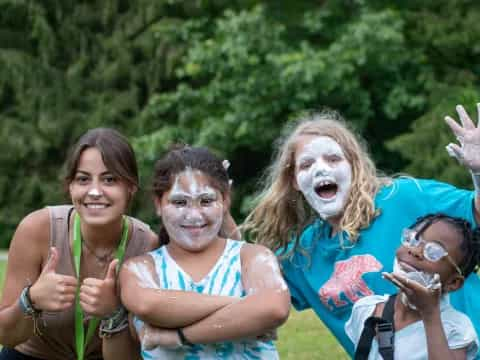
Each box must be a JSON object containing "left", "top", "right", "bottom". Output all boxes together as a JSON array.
[
  {"left": 169, "top": 190, "right": 217, "bottom": 199},
  {"left": 75, "top": 170, "right": 112, "bottom": 176}
]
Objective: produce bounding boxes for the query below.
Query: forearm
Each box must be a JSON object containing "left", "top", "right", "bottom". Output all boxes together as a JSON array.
[
  {"left": 183, "top": 289, "right": 290, "bottom": 344},
  {"left": 471, "top": 172, "right": 480, "bottom": 223},
  {"left": 423, "top": 311, "right": 459, "bottom": 360},
  {"left": 103, "top": 328, "right": 141, "bottom": 360},
  {"left": 0, "top": 303, "right": 35, "bottom": 347},
  {"left": 123, "top": 287, "right": 236, "bottom": 328}
]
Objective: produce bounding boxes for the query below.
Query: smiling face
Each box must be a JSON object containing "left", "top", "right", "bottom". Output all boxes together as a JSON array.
[
  {"left": 294, "top": 135, "right": 352, "bottom": 220},
  {"left": 69, "top": 147, "right": 133, "bottom": 226},
  {"left": 395, "top": 220, "right": 464, "bottom": 291},
  {"left": 156, "top": 168, "right": 225, "bottom": 252}
]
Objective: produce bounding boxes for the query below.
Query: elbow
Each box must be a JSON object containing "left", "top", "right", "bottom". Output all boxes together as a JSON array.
[
  {"left": 122, "top": 290, "right": 154, "bottom": 319},
  {"left": 262, "top": 291, "right": 291, "bottom": 327}
]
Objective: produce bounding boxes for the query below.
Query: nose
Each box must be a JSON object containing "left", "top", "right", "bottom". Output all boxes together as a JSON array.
[
  {"left": 184, "top": 207, "right": 204, "bottom": 222},
  {"left": 407, "top": 245, "right": 424, "bottom": 260},
  {"left": 87, "top": 186, "right": 102, "bottom": 198},
  {"left": 314, "top": 163, "right": 330, "bottom": 178}
]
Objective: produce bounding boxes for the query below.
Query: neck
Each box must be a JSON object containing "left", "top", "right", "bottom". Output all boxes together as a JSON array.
[
  {"left": 394, "top": 294, "right": 421, "bottom": 328},
  {"left": 79, "top": 217, "right": 124, "bottom": 250},
  {"left": 326, "top": 214, "right": 342, "bottom": 234}
]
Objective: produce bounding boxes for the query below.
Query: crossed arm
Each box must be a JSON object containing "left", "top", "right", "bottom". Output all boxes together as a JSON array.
[{"left": 103, "top": 243, "right": 290, "bottom": 359}]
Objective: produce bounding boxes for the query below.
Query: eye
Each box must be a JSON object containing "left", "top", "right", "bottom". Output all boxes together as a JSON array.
[
  {"left": 74, "top": 175, "right": 90, "bottom": 184},
  {"left": 171, "top": 199, "right": 187, "bottom": 207},
  {"left": 102, "top": 175, "right": 117, "bottom": 184},
  {"left": 326, "top": 155, "right": 342, "bottom": 163},
  {"left": 298, "top": 159, "right": 314, "bottom": 171},
  {"left": 200, "top": 197, "right": 216, "bottom": 206}
]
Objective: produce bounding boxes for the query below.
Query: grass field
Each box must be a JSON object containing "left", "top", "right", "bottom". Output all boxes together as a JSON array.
[{"left": 0, "top": 259, "right": 349, "bottom": 359}]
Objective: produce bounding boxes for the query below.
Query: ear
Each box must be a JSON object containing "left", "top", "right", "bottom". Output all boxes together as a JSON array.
[
  {"left": 222, "top": 193, "right": 231, "bottom": 212},
  {"left": 443, "top": 274, "right": 464, "bottom": 293},
  {"left": 129, "top": 185, "right": 138, "bottom": 197},
  {"left": 154, "top": 196, "right": 162, "bottom": 217}
]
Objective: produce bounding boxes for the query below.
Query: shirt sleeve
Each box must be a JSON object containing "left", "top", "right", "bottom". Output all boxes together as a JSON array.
[
  {"left": 414, "top": 179, "right": 476, "bottom": 225},
  {"left": 443, "top": 311, "right": 479, "bottom": 360},
  {"left": 280, "top": 256, "right": 310, "bottom": 311},
  {"left": 345, "top": 296, "right": 380, "bottom": 348}
]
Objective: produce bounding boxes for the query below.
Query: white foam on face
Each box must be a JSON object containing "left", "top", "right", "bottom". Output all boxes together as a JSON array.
[
  {"left": 295, "top": 136, "right": 352, "bottom": 219},
  {"left": 125, "top": 260, "right": 158, "bottom": 289},
  {"left": 87, "top": 187, "right": 102, "bottom": 197},
  {"left": 246, "top": 252, "right": 288, "bottom": 295},
  {"left": 162, "top": 169, "right": 224, "bottom": 251}
]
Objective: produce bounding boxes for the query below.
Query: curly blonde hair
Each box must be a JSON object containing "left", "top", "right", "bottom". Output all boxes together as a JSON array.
[{"left": 242, "top": 110, "right": 391, "bottom": 255}]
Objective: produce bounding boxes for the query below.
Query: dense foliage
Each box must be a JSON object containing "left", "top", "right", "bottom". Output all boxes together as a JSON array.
[{"left": 1, "top": 0, "right": 479, "bottom": 247}]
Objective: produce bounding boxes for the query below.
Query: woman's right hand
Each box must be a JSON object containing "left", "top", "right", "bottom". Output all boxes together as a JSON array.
[{"left": 29, "top": 247, "right": 78, "bottom": 311}]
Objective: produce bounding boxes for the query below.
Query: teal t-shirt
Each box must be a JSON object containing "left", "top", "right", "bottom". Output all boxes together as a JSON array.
[{"left": 280, "top": 178, "right": 480, "bottom": 356}]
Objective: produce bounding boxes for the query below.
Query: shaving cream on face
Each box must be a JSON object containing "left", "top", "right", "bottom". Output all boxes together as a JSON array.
[
  {"left": 161, "top": 168, "right": 224, "bottom": 252},
  {"left": 392, "top": 257, "right": 442, "bottom": 310},
  {"left": 87, "top": 187, "right": 102, "bottom": 197},
  {"left": 295, "top": 136, "right": 352, "bottom": 219}
]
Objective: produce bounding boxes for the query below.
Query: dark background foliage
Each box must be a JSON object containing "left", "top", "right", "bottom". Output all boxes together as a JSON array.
[{"left": 1, "top": 0, "right": 479, "bottom": 247}]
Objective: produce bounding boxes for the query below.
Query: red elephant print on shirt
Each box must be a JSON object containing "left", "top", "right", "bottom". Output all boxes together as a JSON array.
[{"left": 318, "top": 255, "right": 383, "bottom": 311}]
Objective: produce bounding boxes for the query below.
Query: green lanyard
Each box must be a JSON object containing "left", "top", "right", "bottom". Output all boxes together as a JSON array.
[{"left": 73, "top": 213, "right": 129, "bottom": 360}]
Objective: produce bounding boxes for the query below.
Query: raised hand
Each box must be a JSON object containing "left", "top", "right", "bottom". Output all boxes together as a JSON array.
[
  {"left": 445, "top": 104, "right": 480, "bottom": 173},
  {"left": 79, "top": 259, "right": 119, "bottom": 318},
  {"left": 29, "top": 247, "right": 78, "bottom": 311},
  {"left": 382, "top": 272, "right": 442, "bottom": 317}
]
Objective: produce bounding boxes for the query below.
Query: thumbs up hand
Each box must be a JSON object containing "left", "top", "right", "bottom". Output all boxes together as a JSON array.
[
  {"left": 29, "top": 247, "right": 78, "bottom": 311},
  {"left": 79, "top": 259, "right": 120, "bottom": 317}
]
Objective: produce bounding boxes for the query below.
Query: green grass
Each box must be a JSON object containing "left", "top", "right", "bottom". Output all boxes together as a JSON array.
[
  {"left": 278, "top": 309, "right": 349, "bottom": 359},
  {"left": 0, "top": 259, "right": 348, "bottom": 359}
]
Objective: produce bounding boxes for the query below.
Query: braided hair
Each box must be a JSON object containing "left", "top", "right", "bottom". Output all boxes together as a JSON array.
[{"left": 409, "top": 213, "right": 480, "bottom": 277}]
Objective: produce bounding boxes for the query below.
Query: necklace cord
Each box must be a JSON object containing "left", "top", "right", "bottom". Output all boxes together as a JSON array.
[{"left": 73, "top": 213, "right": 129, "bottom": 360}]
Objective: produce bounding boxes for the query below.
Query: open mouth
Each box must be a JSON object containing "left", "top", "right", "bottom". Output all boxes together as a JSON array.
[{"left": 314, "top": 180, "right": 338, "bottom": 200}]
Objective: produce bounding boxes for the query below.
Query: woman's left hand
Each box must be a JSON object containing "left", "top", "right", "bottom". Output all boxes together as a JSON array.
[
  {"left": 382, "top": 272, "right": 442, "bottom": 317},
  {"left": 79, "top": 259, "right": 119, "bottom": 317},
  {"left": 445, "top": 104, "right": 480, "bottom": 173}
]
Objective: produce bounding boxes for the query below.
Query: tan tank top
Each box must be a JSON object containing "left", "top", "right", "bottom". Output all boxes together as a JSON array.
[{"left": 16, "top": 205, "right": 153, "bottom": 360}]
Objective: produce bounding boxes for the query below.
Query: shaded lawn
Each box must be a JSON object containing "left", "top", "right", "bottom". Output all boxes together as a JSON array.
[{"left": 0, "top": 260, "right": 349, "bottom": 358}]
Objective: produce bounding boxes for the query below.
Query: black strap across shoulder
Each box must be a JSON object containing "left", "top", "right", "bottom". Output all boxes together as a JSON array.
[{"left": 354, "top": 294, "right": 397, "bottom": 360}]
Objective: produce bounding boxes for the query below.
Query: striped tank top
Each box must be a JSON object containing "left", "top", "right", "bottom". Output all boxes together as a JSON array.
[{"left": 133, "top": 239, "right": 278, "bottom": 359}]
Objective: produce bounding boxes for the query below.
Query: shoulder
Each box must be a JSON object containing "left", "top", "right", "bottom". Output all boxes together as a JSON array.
[
  {"left": 442, "top": 305, "right": 477, "bottom": 335},
  {"left": 353, "top": 294, "right": 388, "bottom": 310},
  {"left": 120, "top": 253, "right": 156, "bottom": 278},
  {"left": 345, "top": 295, "right": 387, "bottom": 345},
  {"left": 8, "top": 208, "right": 51, "bottom": 268},
  {"left": 13, "top": 208, "right": 51, "bottom": 244},
  {"left": 441, "top": 306, "right": 479, "bottom": 356},
  {"left": 128, "top": 215, "right": 159, "bottom": 252},
  {"left": 241, "top": 243, "right": 275, "bottom": 262}
]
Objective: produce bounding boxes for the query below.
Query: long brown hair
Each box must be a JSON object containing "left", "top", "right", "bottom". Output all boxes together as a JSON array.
[{"left": 64, "top": 128, "right": 139, "bottom": 191}]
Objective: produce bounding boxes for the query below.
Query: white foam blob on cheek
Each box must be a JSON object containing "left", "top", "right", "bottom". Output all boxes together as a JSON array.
[{"left": 125, "top": 260, "right": 158, "bottom": 289}]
